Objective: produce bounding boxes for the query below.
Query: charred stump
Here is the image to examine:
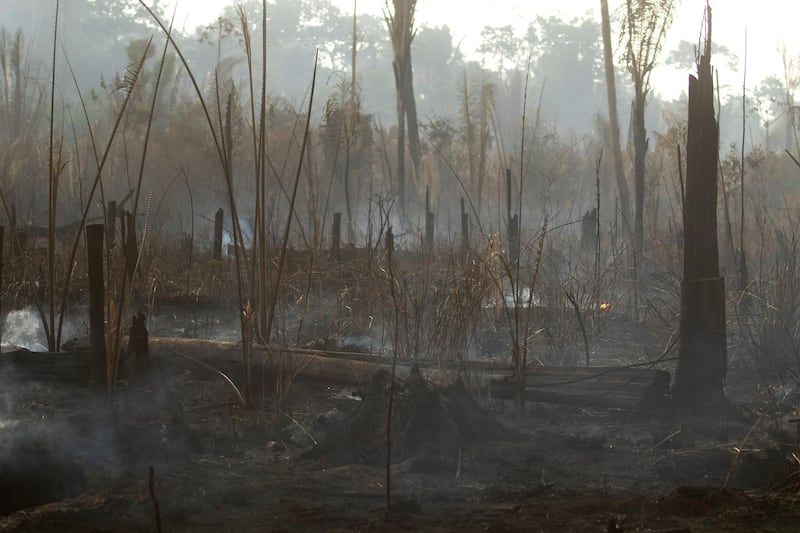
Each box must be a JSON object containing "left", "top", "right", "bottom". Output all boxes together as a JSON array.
[
  {"left": 107, "top": 201, "right": 117, "bottom": 250},
  {"left": 123, "top": 210, "right": 137, "bottom": 281},
  {"left": 128, "top": 312, "right": 150, "bottom": 378},
  {"left": 460, "top": 197, "right": 469, "bottom": 254},
  {"left": 506, "top": 169, "right": 520, "bottom": 263},
  {"left": 0, "top": 226, "right": 3, "bottom": 350},
  {"left": 424, "top": 186, "right": 434, "bottom": 253},
  {"left": 673, "top": 13, "right": 727, "bottom": 408},
  {"left": 331, "top": 212, "right": 342, "bottom": 259},
  {"left": 86, "top": 224, "right": 106, "bottom": 386},
  {"left": 10, "top": 203, "right": 24, "bottom": 260},
  {"left": 213, "top": 208, "right": 224, "bottom": 260},
  {"left": 581, "top": 208, "right": 598, "bottom": 254}
]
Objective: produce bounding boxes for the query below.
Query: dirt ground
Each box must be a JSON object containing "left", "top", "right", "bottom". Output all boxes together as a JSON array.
[{"left": 2, "top": 333, "right": 800, "bottom": 533}]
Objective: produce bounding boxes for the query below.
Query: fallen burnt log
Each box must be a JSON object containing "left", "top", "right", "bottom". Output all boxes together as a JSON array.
[
  {"left": 1, "top": 338, "right": 671, "bottom": 410},
  {"left": 489, "top": 366, "right": 671, "bottom": 410},
  {"left": 147, "top": 339, "right": 672, "bottom": 410},
  {"left": 146, "top": 337, "right": 478, "bottom": 388},
  {"left": 0, "top": 340, "right": 468, "bottom": 387}
]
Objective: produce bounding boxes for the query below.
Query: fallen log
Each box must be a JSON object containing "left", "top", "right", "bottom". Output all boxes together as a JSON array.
[
  {"left": 1, "top": 338, "right": 671, "bottom": 410},
  {"left": 489, "top": 366, "right": 670, "bottom": 410},
  {"left": 146, "top": 337, "right": 489, "bottom": 388},
  {"left": 0, "top": 340, "right": 481, "bottom": 388}
]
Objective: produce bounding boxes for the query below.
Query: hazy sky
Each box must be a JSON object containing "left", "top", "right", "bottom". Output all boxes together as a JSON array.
[{"left": 166, "top": 0, "right": 800, "bottom": 100}]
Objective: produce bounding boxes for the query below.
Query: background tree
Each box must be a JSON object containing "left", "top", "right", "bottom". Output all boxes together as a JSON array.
[
  {"left": 666, "top": 39, "right": 738, "bottom": 72},
  {"left": 478, "top": 24, "right": 523, "bottom": 75},
  {"left": 529, "top": 15, "right": 605, "bottom": 134},
  {"left": 384, "top": 0, "right": 420, "bottom": 219},
  {"left": 620, "top": 0, "right": 675, "bottom": 255},
  {"left": 0, "top": 27, "right": 47, "bottom": 222},
  {"left": 459, "top": 69, "right": 494, "bottom": 218},
  {"left": 321, "top": 77, "right": 363, "bottom": 244},
  {"left": 411, "top": 25, "right": 461, "bottom": 118},
  {"left": 778, "top": 45, "right": 800, "bottom": 153},
  {"left": 600, "top": 0, "right": 632, "bottom": 232},
  {"left": 754, "top": 75, "right": 792, "bottom": 152}
]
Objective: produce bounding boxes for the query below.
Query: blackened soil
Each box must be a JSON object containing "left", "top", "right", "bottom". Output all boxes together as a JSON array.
[
  {"left": 303, "top": 366, "right": 520, "bottom": 467},
  {"left": 1, "top": 357, "right": 799, "bottom": 532}
]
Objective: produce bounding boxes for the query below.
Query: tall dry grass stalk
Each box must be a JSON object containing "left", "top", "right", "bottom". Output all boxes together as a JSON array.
[
  {"left": 106, "top": 10, "right": 179, "bottom": 395},
  {"left": 236, "top": 4, "right": 268, "bottom": 342},
  {"left": 141, "top": 1, "right": 320, "bottom": 406},
  {"left": 140, "top": 0, "right": 254, "bottom": 401},
  {"left": 264, "top": 51, "right": 318, "bottom": 354},
  {"left": 384, "top": 225, "right": 398, "bottom": 513},
  {"left": 46, "top": 0, "right": 60, "bottom": 352},
  {"left": 1, "top": 1, "right": 156, "bottom": 372}
]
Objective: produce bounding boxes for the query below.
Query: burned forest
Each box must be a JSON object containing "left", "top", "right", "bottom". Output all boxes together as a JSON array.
[{"left": 2, "top": 0, "right": 800, "bottom": 531}]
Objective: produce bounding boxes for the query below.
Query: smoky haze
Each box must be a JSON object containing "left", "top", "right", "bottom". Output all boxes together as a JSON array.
[
  {"left": 1, "top": 0, "right": 789, "bottom": 241},
  {"left": 3, "top": 1, "right": 800, "bottom": 530}
]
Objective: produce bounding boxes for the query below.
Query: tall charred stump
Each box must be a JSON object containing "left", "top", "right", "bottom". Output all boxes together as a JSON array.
[
  {"left": 460, "top": 198, "right": 469, "bottom": 255},
  {"left": 0, "top": 226, "right": 4, "bottom": 350},
  {"left": 331, "top": 212, "right": 342, "bottom": 259},
  {"left": 213, "top": 208, "right": 224, "bottom": 260},
  {"left": 87, "top": 224, "right": 106, "bottom": 388},
  {"left": 674, "top": 24, "right": 727, "bottom": 408},
  {"left": 424, "top": 186, "right": 434, "bottom": 253},
  {"left": 107, "top": 201, "right": 117, "bottom": 250},
  {"left": 122, "top": 210, "right": 137, "bottom": 282},
  {"left": 506, "top": 169, "right": 520, "bottom": 263}
]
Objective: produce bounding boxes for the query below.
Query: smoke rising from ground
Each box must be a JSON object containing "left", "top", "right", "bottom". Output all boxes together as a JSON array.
[{"left": 2, "top": 308, "right": 82, "bottom": 352}]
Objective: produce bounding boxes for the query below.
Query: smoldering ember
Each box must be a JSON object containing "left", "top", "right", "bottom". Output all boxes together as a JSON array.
[{"left": 1, "top": 0, "right": 800, "bottom": 531}]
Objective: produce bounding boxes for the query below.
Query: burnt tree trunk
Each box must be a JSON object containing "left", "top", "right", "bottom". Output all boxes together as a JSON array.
[
  {"left": 673, "top": 25, "right": 727, "bottom": 408},
  {"left": 124, "top": 211, "right": 137, "bottom": 282},
  {"left": 506, "top": 169, "right": 520, "bottom": 263},
  {"left": 460, "top": 198, "right": 469, "bottom": 254},
  {"left": 599, "top": 0, "right": 632, "bottom": 228},
  {"left": 405, "top": 59, "right": 422, "bottom": 184},
  {"left": 331, "top": 212, "right": 342, "bottom": 259},
  {"left": 386, "top": 0, "right": 418, "bottom": 220},
  {"left": 86, "top": 224, "right": 106, "bottom": 387},
  {"left": 107, "top": 201, "right": 116, "bottom": 250},
  {"left": 424, "top": 186, "right": 433, "bottom": 252},
  {"left": 394, "top": 66, "right": 407, "bottom": 217},
  {"left": 213, "top": 208, "right": 224, "bottom": 260},
  {"left": 632, "top": 92, "right": 648, "bottom": 256},
  {"left": 0, "top": 226, "right": 3, "bottom": 350}
]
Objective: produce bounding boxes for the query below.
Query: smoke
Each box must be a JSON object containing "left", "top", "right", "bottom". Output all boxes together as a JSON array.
[
  {"left": 2, "top": 309, "right": 47, "bottom": 351},
  {"left": 0, "top": 375, "right": 169, "bottom": 515},
  {"left": 0, "top": 422, "right": 88, "bottom": 515},
  {"left": 220, "top": 216, "right": 255, "bottom": 255},
  {"left": 0, "top": 324, "right": 123, "bottom": 517},
  {"left": 1, "top": 308, "right": 82, "bottom": 352},
  {"left": 0, "top": 379, "right": 100, "bottom": 515}
]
